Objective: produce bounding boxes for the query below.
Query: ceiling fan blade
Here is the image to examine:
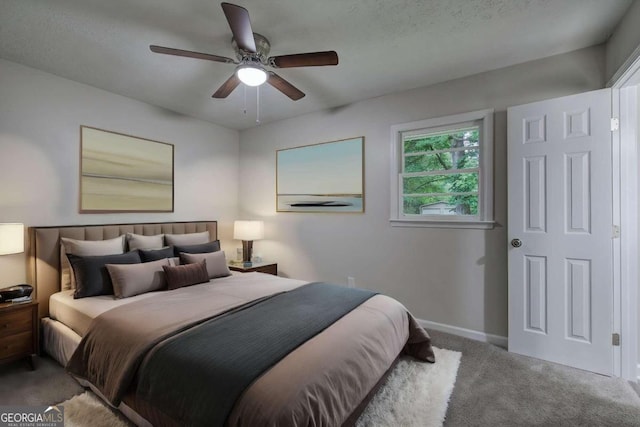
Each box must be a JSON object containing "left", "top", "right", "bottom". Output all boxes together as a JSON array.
[
  {"left": 212, "top": 74, "right": 241, "bottom": 98},
  {"left": 269, "top": 51, "right": 339, "bottom": 68},
  {"left": 221, "top": 2, "right": 256, "bottom": 53},
  {"left": 267, "top": 72, "right": 305, "bottom": 101},
  {"left": 150, "top": 45, "right": 236, "bottom": 64}
]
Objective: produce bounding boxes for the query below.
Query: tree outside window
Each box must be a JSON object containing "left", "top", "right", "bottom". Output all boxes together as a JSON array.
[{"left": 402, "top": 127, "right": 479, "bottom": 216}]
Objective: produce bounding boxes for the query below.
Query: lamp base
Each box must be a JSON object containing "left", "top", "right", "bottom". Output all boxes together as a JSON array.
[{"left": 242, "top": 240, "right": 254, "bottom": 266}]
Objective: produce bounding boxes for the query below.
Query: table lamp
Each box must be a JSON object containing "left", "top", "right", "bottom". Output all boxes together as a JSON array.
[
  {"left": 233, "top": 220, "right": 264, "bottom": 267},
  {"left": 0, "top": 223, "right": 24, "bottom": 256}
]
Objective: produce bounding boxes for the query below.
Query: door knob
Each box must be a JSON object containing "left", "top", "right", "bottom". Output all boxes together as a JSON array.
[{"left": 511, "top": 238, "right": 522, "bottom": 248}]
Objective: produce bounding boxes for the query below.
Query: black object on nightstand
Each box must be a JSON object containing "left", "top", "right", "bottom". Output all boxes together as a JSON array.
[
  {"left": 0, "top": 300, "right": 38, "bottom": 370},
  {"left": 229, "top": 261, "right": 277, "bottom": 276}
]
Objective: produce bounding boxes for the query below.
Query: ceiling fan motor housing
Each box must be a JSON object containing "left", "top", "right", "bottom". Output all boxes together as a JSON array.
[{"left": 232, "top": 32, "right": 271, "bottom": 64}]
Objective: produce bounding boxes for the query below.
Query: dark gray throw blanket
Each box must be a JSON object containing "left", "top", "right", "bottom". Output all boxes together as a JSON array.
[{"left": 135, "top": 282, "right": 377, "bottom": 427}]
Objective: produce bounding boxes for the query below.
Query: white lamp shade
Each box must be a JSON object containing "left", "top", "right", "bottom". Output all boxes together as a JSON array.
[
  {"left": 236, "top": 66, "right": 267, "bottom": 87},
  {"left": 233, "top": 220, "right": 264, "bottom": 241},
  {"left": 0, "top": 223, "right": 25, "bottom": 255}
]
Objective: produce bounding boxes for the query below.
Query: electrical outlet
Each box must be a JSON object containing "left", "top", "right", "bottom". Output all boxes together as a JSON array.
[{"left": 347, "top": 277, "right": 355, "bottom": 288}]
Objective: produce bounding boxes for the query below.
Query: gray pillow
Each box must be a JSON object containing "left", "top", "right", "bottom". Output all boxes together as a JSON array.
[
  {"left": 68, "top": 251, "right": 141, "bottom": 299},
  {"left": 165, "top": 231, "right": 210, "bottom": 246},
  {"left": 107, "top": 258, "right": 170, "bottom": 298},
  {"left": 126, "top": 233, "right": 164, "bottom": 251},
  {"left": 61, "top": 236, "right": 126, "bottom": 290},
  {"left": 163, "top": 261, "right": 209, "bottom": 290},
  {"left": 180, "top": 251, "right": 231, "bottom": 279}
]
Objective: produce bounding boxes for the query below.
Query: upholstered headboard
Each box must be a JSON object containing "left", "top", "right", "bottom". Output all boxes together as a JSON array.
[{"left": 28, "top": 221, "right": 217, "bottom": 318}]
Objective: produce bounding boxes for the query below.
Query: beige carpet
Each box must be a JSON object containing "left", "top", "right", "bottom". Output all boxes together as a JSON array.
[{"left": 59, "top": 347, "right": 461, "bottom": 427}]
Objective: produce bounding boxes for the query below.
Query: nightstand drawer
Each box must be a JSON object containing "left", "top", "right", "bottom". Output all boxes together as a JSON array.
[
  {"left": 0, "top": 331, "right": 33, "bottom": 359},
  {"left": 0, "top": 308, "right": 32, "bottom": 339},
  {"left": 254, "top": 264, "right": 277, "bottom": 275},
  {"left": 229, "top": 262, "right": 278, "bottom": 276}
]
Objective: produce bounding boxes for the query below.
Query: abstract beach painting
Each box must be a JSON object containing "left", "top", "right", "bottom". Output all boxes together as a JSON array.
[
  {"left": 277, "top": 137, "right": 364, "bottom": 213},
  {"left": 80, "top": 126, "right": 174, "bottom": 212}
]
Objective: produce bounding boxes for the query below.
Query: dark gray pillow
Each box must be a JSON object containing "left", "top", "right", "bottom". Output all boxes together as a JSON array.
[
  {"left": 163, "top": 261, "right": 209, "bottom": 290},
  {"left": 172, "top": 240, "right": 220, "bottom": 256},
  {"left": 68, "top": 251, "right": 141, "bottom": 299},
  {"left": 139, "top": 247, "right": 174, "bottom": 262}
]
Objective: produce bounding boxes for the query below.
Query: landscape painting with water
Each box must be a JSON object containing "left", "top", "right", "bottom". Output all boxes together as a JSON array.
[
  {"left": 80, "top": 126, "right": 174, "bottom": 212},
  {"left": 277, "top": 137, "right": 364, "bottom": 213}
]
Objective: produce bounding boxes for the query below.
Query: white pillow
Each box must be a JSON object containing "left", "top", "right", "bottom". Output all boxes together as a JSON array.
[
  {"left": 179, "top": 251, "right": 231, "bottom": 279},
  {"left": 126, "top": 233, "right": 164, "bottom": 251},
  {"left": 60, "top": 236, "right": 125, "bottom": 290},
  {"left": 107, "top": 258, "right": 170, "bottom": 299},
  {"left": 165, "top": 231, "right": 210, "bottom": 246}
]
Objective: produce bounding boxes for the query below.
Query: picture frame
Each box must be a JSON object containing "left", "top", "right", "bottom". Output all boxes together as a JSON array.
[
  {"left": 79, "top": 126, "right": 174, "bottom": 213},
  {"left": 276, "top": 136, "right": 364, "bottom": 213}
]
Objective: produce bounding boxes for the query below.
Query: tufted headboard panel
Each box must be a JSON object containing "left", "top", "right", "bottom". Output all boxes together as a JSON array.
[{"left": 28, "top": 221, "right": 217, "bottom": 318}]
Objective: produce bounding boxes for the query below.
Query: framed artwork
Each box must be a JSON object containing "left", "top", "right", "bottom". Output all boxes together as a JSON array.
[
  {"left": 79, "top": 126, "right": 174, "bottom": 213},
  {"left": 276, "top": 136, "right": 364, "bottom": 213}
]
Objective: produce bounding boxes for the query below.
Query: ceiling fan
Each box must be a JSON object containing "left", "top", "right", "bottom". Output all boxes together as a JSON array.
[{"left": 150, "top": 2, "right": 339, "bottom": 101}]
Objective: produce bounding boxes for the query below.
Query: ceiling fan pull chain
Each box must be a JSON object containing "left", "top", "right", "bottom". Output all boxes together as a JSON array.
[
  {"left": 243, "top": 85, "right": 247, "bottom": 115},
  {"left": 256, "top": 85, "right": 261, "bottom": 124}
]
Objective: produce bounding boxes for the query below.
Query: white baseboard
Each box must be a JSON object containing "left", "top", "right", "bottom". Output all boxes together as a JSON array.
[{"left": 418, "top": 318, "right": 508, "bottom": 349}]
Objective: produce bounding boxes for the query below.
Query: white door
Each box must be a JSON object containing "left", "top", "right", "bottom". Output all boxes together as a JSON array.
[{"left": 507, "top": 88, "right": 613, "bottom": 375}]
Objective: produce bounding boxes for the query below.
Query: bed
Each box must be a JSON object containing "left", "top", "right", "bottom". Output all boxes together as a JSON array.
[{"left": 30, "top": 221, "right": 434, "bottom": 426}]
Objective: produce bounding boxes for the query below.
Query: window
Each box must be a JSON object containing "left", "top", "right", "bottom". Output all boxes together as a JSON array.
[{"left": 390, "top": 109, "right": 494, "bottom": 228}]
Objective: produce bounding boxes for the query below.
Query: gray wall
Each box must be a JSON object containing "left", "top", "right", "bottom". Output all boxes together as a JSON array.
[
  {"left": 606, "top": 0, "right": 640, "bottom": 83},
  {"left": 0, "top": 58, "right": 240, "bottom": 287},
  {"left": 238, "top": 45, "right": 605, "bottom": 338}
]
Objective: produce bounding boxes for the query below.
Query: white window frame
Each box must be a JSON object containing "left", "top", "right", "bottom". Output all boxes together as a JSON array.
[{"left": 390, "top": 109, "right": 495, "bottom": 229}]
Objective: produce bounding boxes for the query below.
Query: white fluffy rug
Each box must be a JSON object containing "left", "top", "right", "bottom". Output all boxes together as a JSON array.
[
  {"left": 59, "top": 392, "right": 129, "bottom": 427},
  {"left": 356, "top": 347, "right": 461, "bottom": 427},
  {"left": 60, "top": 347, "right": 461, "bottom": 427}
]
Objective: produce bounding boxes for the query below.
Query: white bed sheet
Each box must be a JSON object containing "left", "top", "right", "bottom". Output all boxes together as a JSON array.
[
  {"left": 49, "top": 289, "right": 158, "bottom": 337},
  {"left": 48, "top": 272, "right": 305, "bottom": 337}
]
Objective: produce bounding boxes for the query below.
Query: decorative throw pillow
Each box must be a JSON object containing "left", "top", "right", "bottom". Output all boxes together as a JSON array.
[
  {"left": 126, "top": 233, "right": 164, "bottom": 251},
  {"left": 60, "top": 236, "right": 126, "bottom": 290},
  {"left": 139, "top": 247, "right": 175, "bottom": 262},
  {"left": 68, "top": 251, "right": 141, "bottom": 299},
  {"left": 172, "top": 240, "right": 220, "bottom": 256},
  {"left": 165, "top": 231, "right": 210, "bottom": 246},
  {"left": 180, "top": 251, "right": 231, "bottom": 279},
  {"left": 107, "top": 258, "right": 169, "bottom": 298},
  {"left": 162, "top": 261, "right": 209, "bottom": 290}
]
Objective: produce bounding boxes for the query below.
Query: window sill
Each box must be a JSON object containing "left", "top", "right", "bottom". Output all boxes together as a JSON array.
[{"left": 390, "top": 218, "right": 495, "bottom": 229}]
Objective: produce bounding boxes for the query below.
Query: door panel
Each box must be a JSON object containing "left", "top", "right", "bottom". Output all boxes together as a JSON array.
[{"left": 508, "top": 88, "right": 612, "bottom": 375}]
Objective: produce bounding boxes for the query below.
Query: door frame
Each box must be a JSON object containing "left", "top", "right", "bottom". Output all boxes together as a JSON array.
[{"left": 610, "top": 56, "right": 640, "bottom": 382}]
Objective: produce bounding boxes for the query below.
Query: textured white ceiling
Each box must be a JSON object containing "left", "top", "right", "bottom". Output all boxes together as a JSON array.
[{"left": 0, "top": 0, "right": 632, "bottom": 130}]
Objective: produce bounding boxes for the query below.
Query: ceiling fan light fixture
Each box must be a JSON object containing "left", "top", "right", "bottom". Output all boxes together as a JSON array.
[{"left": 236, "top": 65, "right": 267, "bottom": 87}]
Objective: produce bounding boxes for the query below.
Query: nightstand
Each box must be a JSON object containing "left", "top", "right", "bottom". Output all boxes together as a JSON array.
[
  {"left": 229, "top": 261, "right": 277, "bottom": 276},
  {"left": 0, "top": 301, "right": 38, "bottom": 370}
]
